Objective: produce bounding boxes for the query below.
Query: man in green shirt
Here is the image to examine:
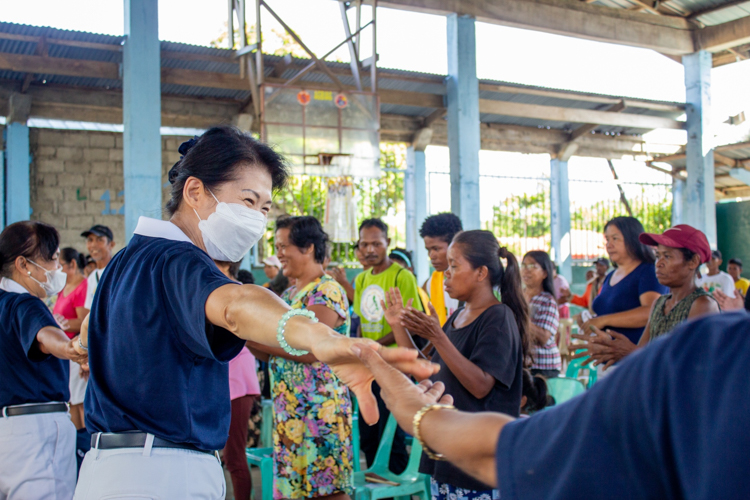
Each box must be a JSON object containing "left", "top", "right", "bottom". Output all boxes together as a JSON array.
[
  {"left": 354, "top": 219, "right": 424, "bottom": 345},
  {"left": 353, "top": 217, "right": 422, "bottom": 474}
]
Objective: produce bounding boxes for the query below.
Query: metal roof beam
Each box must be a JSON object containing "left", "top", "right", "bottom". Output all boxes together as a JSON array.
[
  {"left": 359, "top": 0, "right": 694, "bottom": 54},
  {"left": 694, "top": 16, "right": 750, "bottom": 52},
  {"left": 479, "top": 99, "right": 685, "bottom": 129}
]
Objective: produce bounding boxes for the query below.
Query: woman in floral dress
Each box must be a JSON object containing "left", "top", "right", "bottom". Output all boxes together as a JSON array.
[{"left": 249, "top": 216, "right": 353, "bottom": 500}]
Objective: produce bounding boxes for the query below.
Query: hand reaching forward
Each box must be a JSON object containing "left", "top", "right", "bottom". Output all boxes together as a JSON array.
[
  {"left": 310, "top": 333, "right": 439, "bottom": 425},
  {"left": 354, "top": 343, "right": 453, "bottom": 434}
]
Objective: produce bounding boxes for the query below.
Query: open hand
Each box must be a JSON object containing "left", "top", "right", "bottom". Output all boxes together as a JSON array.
[
  {"left": 310, "top": 333, "right": 439, "bottom": 425},
  {"left": 328, "top": 267, "right": 348, "bottom": 285},
  {"left": 54, "top": 313, "right": 70, "bottom": 331},
  {"left": 714, "top": 289, "right": 745, "bottom": 311},
  {"left": 355, "top": 343, "right": 452, "bottom": 434},
  {"left": 381, "top": 288, "right": 411, "bottom": 327},
  {"left": 401, "top": 303, "right": 444, "bottom": 343}
]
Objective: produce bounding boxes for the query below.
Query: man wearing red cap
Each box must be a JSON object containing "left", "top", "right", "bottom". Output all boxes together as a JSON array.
[{"left": 572, "top": 224, "right": 720, "bottom": 369}]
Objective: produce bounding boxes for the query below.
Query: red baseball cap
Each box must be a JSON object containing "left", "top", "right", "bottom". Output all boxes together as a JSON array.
[{"left": 638, "top": 224, "right": 711, "bottom": 263}]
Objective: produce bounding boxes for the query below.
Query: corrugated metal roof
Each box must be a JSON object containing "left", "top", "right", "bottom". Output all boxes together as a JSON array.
[
  {"left": 0, "top": 21, "right": 685, "bottom": 136},
  {"left": 586, "top": 0, "right": 750, "bottom": 25}
]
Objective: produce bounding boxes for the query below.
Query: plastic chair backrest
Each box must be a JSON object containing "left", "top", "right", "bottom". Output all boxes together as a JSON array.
[
  {"left": 370, "top": 412, "right": 399, "bottom": 472},
  {"left": 565, "top": 354, "right": 597, "bottom": 388},
  {"left": 546, "top": 377, "right": 585, "bottom": 405},
  {"left": 352, "top": 396, "right": 361, "bottom": 473}
]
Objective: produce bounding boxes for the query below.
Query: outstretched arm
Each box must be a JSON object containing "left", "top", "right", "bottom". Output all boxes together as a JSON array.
[
  {"left": 356, "top": 345, "right": 511, "bottom": 487},
  {"left": 205, "top": 283, "right": 439, "bottom": 424}
]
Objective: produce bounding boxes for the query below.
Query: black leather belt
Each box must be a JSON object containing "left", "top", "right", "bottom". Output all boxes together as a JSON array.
[
  {"left": 2, "top": 402, "right": 68, "bottom": 417},
  {"left": 91, "top": 432, "right": 215, "bottom": 455}
]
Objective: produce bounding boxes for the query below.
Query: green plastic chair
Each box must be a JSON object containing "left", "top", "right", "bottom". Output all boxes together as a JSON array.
[
  {"left": 546, "top": 377, "right": 586, "bottom": 405},
  {"left": 565, "top": 352, "right": 597, "bottom": 389},
  {"left": 352, "top": 396, "right": 361, "bottom": 473},
  {"left": 353, "top": 414, "right": 430, "bottom": 500},
  {"left": 246, "top": 447, "right": 274, "bottom": 500},
  {"left": 259, "top": 399, "right": 273, "bottom": 449}
]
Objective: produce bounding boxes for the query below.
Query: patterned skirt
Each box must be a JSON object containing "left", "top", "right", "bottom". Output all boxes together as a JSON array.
[
  {"left": 270, "top": 356, "right": 354, "bottom": 500},
  {"left": 430, "top": 478, "right": 501, "bottom": 500}
]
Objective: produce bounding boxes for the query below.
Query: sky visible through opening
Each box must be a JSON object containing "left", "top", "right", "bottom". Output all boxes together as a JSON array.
[{"left": 2, "top": 0, "right": 749, "bottom": 225}]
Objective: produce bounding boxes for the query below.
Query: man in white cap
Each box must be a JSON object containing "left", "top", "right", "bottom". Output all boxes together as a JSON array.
[{"left": 262, "top": 255, "right": 288, "bottom": 295}]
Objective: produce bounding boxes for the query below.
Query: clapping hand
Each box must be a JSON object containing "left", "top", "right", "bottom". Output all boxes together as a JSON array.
[
  {"left": 54, "top": 313, "right": 70, "bottom": 331},
  {"left": 381, "top": 287, "right": 412, "bottom": 327},
  {"left": 571, "top": 326, "right": 637, "bottom": 370},
  {"left": 401, "top": 302, "right": 445, "bottom": 343},
  {"left": 714, "top": 289, "right": 745, "bottom": 311}
]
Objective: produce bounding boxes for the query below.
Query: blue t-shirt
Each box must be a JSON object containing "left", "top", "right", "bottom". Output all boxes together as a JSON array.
[
  {"left": 0, "top": 288, "right": 68, "bottom": 408},
  {"left": 496, "top": 312, "right": 750, "bottom": 499},
  {"left": 592, "top": 262, "right": 667, "bottom": 343},
  {"left": 84, "top": 232, "right": 244, "bottom": 451}
]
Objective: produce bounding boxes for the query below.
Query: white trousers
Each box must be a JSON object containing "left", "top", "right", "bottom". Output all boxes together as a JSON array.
[
  {"left": 0, "top": 410, "right": 77, "bottom": 500},
  {"left": 68, "top": 362, "right": 88, "bottom": 406},
  {"left": 73, "top": 437, "right": 225, "bottom": 499}
]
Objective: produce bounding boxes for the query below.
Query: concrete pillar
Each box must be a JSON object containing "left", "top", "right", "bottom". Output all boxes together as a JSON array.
[
  {"left": 683, "top": 51, "right": 716, "bottom": 247},
  {"left": 550, "top": 158, "right": 572, "bottom": 283},
  {"left": 446, "top": 14, "right": 480, "bottom": 230},
  {"left": 406, "top": 145, "right": 429, "bottom": 285},
  {"left": 5, "top": 93, "right": 32, "bottom": 226},
  {"left": 123, "top": 0, "right": 162, "bottom": 241},
  {"left": 671, "top": 177, "right": 686, "bottom": 226}
]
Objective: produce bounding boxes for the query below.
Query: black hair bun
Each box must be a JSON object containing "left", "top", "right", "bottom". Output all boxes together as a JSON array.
[
  {"left": 169, "top": 136, "right": 200, "bottom": 185},
  {"left": 178, "top": 136, "right": 199, "bottom": 156}
]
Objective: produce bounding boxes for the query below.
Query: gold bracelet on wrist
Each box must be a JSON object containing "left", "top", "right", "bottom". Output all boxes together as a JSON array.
[{"left": 413, "top": 403, "right": 455, "bottom": 461}]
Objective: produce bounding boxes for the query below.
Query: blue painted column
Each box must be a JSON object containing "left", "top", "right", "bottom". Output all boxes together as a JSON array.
[
  {"left": 550, "top": 158, "right": 572, "bottom": 283},
  {"left": 446, "top": 14, "right": 480, "bottom": 230},
  {"left": 5, "top": 123, "right": 30, "bottom": 225},
  {"left": 406, "top": 145, "right": 429, "bottom": 285},
  {"left": 123, "top": 0, "right": 162, "bottom": 241},
  {"left": 671, "top": 177, "right": 686, "bottom": 226},
  {"left": 683, "top": 51, "right": 716, "bottom": 247}
]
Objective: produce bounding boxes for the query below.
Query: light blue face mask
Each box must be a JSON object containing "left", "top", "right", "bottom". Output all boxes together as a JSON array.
[{"left": 194, "top": 190, "right": 268, "bottom": 262}]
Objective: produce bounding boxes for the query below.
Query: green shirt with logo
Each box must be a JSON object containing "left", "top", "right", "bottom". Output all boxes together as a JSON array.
[{"left": 353, "top": 263, "right": 423, "bottom": 342}]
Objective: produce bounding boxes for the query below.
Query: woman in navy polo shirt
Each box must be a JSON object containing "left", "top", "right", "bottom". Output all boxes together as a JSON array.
[
  {"left": 579, "top": 217, "right": 668, "bottom": 344},
  {"left": 74, "top": 126, "right": 435, "bottom": 499},
  {"left": 0, "top": 221, "right": 89, "bottom": 500}
]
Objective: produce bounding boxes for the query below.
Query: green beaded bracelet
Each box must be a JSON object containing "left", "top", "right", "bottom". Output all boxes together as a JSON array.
[{"left": 277, "top": 309, "right": 318, "bottom": 356}]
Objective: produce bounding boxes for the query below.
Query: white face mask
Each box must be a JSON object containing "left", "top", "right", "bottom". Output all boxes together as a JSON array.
[
  {"left": 195, "top": 191, "right": 268, "bottom": 262},
  {"left": 28, "top": 260, "right": 68, "bottom": 297}
]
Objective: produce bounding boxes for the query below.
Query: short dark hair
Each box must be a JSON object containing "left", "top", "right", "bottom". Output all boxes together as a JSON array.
[
  {"left": 711, "top": 250, "right": 722, "bottom": 261},
  {"left": 359, "top": 218, "right": 388, "bottom": 238},
  {"left": 0, "top": 221, "right": 60, "bottom": 278},
  {"left": 419, "top": 212, "right": 463, "bottom": 244},
  {"left": 729, "top": 258, "right": 743, "bottom": 268},
  {"left": 237, "top": 269, "right": 255, "bottom": 284},
  {"left": 61, "top": 247, "right": 85, "bottom": 270},
  {"left": 604, "top": 217, "right": 655, "bottom": 264},
  {"left": 166, "top": 126, "right": 289, "bottom": 215},
  {"left": 276, "top": 216, "right": 329, "bottom": 264}
]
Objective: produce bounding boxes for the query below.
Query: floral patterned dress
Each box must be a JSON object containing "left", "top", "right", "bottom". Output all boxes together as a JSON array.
[{"left": 270, "top": 274, "right": 354, "bottom": 500}]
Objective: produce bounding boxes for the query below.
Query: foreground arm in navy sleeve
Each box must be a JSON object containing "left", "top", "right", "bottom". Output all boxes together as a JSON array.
[{"left": 358, "top": 312, "right": 750, "bottom": 499}]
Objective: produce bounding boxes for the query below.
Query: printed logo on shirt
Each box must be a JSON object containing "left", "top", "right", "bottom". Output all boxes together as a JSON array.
[{"left": 360, "top": 284, "right": 386, "bottom": 323}]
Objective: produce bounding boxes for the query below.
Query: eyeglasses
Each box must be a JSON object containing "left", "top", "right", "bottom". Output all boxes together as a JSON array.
[{"left": 520, "top": 263, "right": 541, "bottom": 270}]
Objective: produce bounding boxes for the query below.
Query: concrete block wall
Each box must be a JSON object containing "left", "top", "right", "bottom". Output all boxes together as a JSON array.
[{"left": 29, "top": 128, "right": 190, "bottom": 253}]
